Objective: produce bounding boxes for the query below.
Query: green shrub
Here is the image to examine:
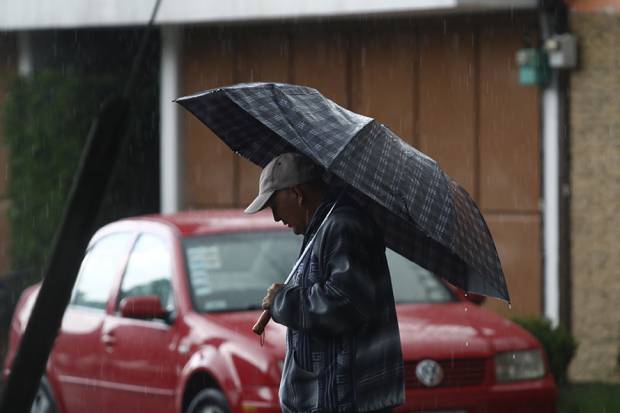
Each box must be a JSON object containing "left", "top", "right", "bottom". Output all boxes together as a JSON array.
[
  {"left": 512, "top": 317, "right": 577, "bottom": 385},
  {"left": 2, "top": 69, "right": 115, "bottom": 283}
]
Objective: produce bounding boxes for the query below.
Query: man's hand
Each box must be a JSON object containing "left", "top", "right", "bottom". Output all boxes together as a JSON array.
[{"left": 262, "top": 283, "right": 284, "bottom": 310}]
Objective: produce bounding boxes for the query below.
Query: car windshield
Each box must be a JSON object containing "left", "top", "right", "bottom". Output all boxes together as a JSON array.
[{"left": 183, "top": 231, "right": 454, "bottom": 313}]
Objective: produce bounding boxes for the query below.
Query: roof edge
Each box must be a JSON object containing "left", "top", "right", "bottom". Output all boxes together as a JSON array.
[{"left": 1, "top": 0, "right": 538, "bottom": 31}]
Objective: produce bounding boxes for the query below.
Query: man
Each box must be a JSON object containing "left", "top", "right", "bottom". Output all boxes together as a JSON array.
[{"left": 245, "top": 152, "right": 404, "bottom": 413}]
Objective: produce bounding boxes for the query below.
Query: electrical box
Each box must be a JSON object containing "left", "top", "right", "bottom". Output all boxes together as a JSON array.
[
  {"left": 544, "top": 34, "right": 578, "bottom": 69},
  {"left": 516, "top": 48, "right": 550, "bottom": 86}
]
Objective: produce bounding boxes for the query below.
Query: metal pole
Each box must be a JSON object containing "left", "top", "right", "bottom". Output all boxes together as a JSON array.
[
  {"left": 160, "top": 25, "right": 183, "bottom": 213},
  {"left": 539, "top": 0, "right": 570, "bottom": 328}
]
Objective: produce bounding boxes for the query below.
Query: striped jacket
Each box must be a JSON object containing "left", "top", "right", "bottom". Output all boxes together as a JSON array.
[{"left": 271, "top": 195, "right": 405, "bottom": 413}]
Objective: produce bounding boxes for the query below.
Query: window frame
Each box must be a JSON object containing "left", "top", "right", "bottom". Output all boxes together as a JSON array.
[
  {"left": 115, "top": 232, "right": 178, "bottom": 321},
  {"left": 69, "top": 231, "right": 135, "bottom": 312}
]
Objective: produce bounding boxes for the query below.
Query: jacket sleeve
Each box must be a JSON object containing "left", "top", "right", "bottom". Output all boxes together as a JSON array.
[{"left": 270, "top": 212, "right": 380, "bottom": 335}]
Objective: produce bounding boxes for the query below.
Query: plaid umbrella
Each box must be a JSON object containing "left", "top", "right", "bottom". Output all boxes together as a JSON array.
[{"left": 176, "top": 82, "right": 509, "bottom": 302}]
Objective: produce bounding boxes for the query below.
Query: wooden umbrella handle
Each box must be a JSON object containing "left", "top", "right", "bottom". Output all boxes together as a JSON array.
[{"left": 252, "top": 310, "right": 272, "bottom": 335}]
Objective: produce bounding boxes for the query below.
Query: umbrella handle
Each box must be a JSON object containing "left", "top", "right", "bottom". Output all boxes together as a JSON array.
[{"left": 252, "top": 310, "right": 271, "bottom": 335}]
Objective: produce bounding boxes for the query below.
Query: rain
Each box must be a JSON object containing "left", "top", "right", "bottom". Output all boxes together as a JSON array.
[{"left": 0, "top": 1, "right": 619, "bottom": 413}]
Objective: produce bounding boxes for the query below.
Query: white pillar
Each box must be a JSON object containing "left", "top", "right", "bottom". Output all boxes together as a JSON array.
[
  {"left": 17, "top": 31, "right": 33, "bottom": 77},
  {"left": 542, "top": 72, "right": 560, "bottom": 327},
  {"left": 539, "top": 11, "right": 561, "bottom": 328},
  {"left": 160, "top": 25, "right": 183, "bottom": 214}
]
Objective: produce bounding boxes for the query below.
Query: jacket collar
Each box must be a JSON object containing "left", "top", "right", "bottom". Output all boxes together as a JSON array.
[{"left": 300, "top": 191, "right": 340, "bottom": 252}]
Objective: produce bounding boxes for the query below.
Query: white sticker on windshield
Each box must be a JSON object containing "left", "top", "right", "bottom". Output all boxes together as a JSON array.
[
  {"left": 187, "top": 245, "right": 221, "bottom": 270},
  {"left": 204, "top": 300, "right": 227, "bottom": 311},
  {"left": 187, "top": 246, "right": 223, "bottom": 296}
]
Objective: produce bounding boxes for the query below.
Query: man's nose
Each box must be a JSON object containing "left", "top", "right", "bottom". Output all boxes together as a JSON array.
[{"left": 271, "top": 208, "right": 280, "bottom": 222}]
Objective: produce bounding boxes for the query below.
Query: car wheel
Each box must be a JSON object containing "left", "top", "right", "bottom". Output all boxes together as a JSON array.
[
  {"left": 30, "top": 376, "right": 57, "bottom": 413},
  {"left": 186, "top": 388, "right": 230, "bottom": 413}
]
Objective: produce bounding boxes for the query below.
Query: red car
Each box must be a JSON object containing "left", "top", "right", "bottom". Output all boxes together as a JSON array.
[{"left": 3, "top": 210, "right": 556, "bottom": 413}]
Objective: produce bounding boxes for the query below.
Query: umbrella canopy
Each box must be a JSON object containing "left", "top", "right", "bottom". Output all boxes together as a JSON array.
[{"left": 176, "top": 82, "right": 509, "bottom": 302}]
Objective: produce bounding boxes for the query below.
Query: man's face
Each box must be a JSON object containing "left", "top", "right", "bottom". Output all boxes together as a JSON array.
[{"left": 268, "top": 188, "right": 307, "bottom": 235}]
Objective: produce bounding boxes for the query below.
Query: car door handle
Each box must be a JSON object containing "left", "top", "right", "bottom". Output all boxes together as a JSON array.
[{"left": 102, "top": 333, "right": 117, "bottom": 346}]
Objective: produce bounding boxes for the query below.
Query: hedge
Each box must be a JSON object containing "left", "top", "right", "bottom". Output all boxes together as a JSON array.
[
  {"left": 3, "top": 69, "right": 117, "bottom": 283},
  {"left": 512, "top": 316, "right": 577, "bottom": 385}
]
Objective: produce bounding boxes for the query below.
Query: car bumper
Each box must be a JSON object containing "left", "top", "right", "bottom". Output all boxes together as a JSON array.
[{"left": 395, "top": 375, "right": 557, "bottom": 413}]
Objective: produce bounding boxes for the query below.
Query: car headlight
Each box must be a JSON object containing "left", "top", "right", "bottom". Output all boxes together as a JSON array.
[{"left": 495, "top": 349, "right": 545, "bottom": 382}]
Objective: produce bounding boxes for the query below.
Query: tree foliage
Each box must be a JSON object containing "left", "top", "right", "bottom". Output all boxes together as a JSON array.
[{"left": 3, "top": 69, "right": 115, "bottom": 282}]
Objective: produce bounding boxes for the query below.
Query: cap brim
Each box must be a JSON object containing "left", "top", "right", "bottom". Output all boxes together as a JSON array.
[{"left": 244, "top": 191, "right": 274, "bottom": 214}]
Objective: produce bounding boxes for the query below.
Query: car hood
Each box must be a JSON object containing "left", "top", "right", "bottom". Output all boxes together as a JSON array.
[
  {"left": 396, "top": 302, "right": 539, "bottom": 360},
  {"left": 200, "top": 302, "right": 538, "bottom": 362}
]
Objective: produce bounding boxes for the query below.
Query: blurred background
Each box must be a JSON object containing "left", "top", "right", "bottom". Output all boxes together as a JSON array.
[{"left": 0, "top": 0, "right": 618, "bottom": 410}]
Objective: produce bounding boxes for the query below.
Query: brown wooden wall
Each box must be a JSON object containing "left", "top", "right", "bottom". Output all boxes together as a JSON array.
[{"left": 181, "top": 15, "right": 541, "bottom": 317}]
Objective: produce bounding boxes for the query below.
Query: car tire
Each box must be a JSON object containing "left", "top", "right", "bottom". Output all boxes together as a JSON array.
[
  {"left": 186, "top": 388, "right": 230, "bottom": 413},
  {"left": 30, "top": 376, "right": 57, "bottom": 413}
]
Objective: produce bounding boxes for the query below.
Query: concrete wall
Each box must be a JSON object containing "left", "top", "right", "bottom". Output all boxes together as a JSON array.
[
  {"left": 0, "top": 34, "right": 16, "bottom": 277},
  {"left": 568, "top": 7, "right": 620, "bottom": 382}
]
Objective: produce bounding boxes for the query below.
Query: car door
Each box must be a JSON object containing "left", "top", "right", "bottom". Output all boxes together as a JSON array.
[
  {"left": 99, "top": 232, "right": 180, "bottom": 413},
  {"left": 51, "top": 232, "right": 134, "bottom": 413}
]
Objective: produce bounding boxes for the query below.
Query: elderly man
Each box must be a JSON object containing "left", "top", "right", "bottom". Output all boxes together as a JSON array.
[{"left": 245, "top": 152, "right": 404, "bottom": 413}]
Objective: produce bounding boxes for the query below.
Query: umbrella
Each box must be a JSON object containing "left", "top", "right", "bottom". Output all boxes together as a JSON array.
[{"left": 175, "top": 82, "right": 509, "bottom": 302}]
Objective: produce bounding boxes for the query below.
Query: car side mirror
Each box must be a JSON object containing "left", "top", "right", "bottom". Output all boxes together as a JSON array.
[{"left": 120, "top": 295, "right": 169, "bottom": 321}]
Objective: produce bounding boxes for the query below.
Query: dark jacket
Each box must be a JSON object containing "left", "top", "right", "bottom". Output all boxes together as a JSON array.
[{"left": 271, "top": 194, "right": 405, "bottom": 413}]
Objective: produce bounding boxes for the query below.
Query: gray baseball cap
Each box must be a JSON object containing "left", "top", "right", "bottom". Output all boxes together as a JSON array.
[{"left": 244, "top": 153, "right": 321, "bottom": 214}]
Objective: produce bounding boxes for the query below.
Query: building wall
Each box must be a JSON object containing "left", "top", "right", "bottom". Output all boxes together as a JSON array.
[
  {"left": 0, "top": 34, "right": 16, "bottom": 277},
  {"left": 566, "top": 0, "right": 620, "bottom": 12},
  {"left": 568, "top": 8, "right": 620, "bottom": 382},
  {"left": 181, "top": 14, "right": 542, "bottom": 319}
]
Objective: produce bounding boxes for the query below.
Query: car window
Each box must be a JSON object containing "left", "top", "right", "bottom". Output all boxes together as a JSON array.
[
  {"left": 183, "top": 230, "right": 454, "bottom": 313},
  {"left": 118, "top": 233, "right": 175, "bottom": 313},
  {"left": 386, "top": 249, "right": 455, "bottom": 304},
  {"left": 184, "top": 231, "right": 301, "bottom": 312},
  {"left": 71, "top": 232, "right": 133, "bottom": 310}
]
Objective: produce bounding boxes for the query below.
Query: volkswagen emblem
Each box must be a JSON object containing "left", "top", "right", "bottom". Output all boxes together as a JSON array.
[{"left": 415, "top": 359, "right": 444, "bottom": 387}]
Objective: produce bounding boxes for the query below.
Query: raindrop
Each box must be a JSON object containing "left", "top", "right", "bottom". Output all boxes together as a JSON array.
[
  {"left": 465, "top": 341, "right": 469, "bottom": 347},
  {"left": 464, "top": 307, "right": 468, "bottom": 312},
  {"left": 508, "top": 304, "right": 512, "bottom": 310}
]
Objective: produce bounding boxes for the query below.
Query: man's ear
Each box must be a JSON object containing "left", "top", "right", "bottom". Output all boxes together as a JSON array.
[{"left": 291, "top": 185, "right": 304, "bottom": 206}]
